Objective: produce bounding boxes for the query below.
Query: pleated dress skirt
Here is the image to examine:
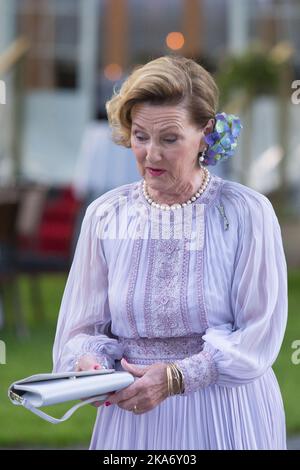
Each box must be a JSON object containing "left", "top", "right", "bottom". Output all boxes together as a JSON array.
[{"left": 89, "top": 367, "right": 286, "bottom": 450}]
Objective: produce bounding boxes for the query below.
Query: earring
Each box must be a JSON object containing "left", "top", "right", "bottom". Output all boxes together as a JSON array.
[{"left": 198, "top": 149, "right": 206, "bottom": 166}]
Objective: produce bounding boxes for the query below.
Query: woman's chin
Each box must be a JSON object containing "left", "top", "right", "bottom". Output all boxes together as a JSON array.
[{"left": 145, "top": 179, "right": 164, "bottom": 191}]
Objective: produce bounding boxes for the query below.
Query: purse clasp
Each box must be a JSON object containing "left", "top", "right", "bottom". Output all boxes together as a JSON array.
[{"left": 9, "top": 390, "right": 24, "bottom": 404}]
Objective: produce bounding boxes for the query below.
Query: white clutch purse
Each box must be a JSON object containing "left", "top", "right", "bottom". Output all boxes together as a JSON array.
[{"left": 8, "top": 369, "right": 134, "bottom": 424}]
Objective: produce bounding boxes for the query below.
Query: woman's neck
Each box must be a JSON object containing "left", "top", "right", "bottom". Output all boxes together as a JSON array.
[{"left": 146, "top": 169, "right": 205, "bottom": 206}]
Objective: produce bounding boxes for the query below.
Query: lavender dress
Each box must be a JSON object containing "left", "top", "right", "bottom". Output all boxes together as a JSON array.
[{"left": 52, "top": 173, "right": 287, "bottom": 450}]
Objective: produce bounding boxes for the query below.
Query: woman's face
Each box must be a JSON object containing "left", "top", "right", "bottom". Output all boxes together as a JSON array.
[{"left": 130, "top": 103, "right": 207, "bottom": 196}]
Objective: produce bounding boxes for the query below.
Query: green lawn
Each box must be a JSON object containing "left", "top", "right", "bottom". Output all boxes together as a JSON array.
[
  {"left": 0, "top": 275, "right": 96, "bottom": 448},
  {"left": 0, "top": 271, "right": 299, "bottom": 447},
  {"left": 274, "top": 269, "right": 300, "bottom": 434}
]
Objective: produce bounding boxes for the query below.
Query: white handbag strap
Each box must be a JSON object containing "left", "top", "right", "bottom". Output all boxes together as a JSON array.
[{"left": 22, "top": 396, "right": 106, "bottom": 424}]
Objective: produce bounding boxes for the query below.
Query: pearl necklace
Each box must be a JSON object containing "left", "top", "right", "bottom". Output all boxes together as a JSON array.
[{"left": 142, "top": 167, "right": 211, "bottom": 210}]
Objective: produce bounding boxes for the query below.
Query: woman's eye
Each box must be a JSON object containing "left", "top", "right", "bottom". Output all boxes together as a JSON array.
[{"left": 134, "top": 134, "right": 177, "bottom": 143}]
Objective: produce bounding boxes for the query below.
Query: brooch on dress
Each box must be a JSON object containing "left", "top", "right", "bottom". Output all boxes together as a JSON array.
[{"left": 217, "top": 204, "right": 229, "bottom": 231}]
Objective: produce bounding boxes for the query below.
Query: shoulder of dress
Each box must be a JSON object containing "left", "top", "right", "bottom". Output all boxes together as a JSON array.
[
  {"left": 217, "top": 178, "right": 278, "bottom": 227},
  {"left": 85, "top": 180, "right": 142, "bottom": 218},
  {"left": 220, "top": 178, "right": 273, "bottom": 209}
]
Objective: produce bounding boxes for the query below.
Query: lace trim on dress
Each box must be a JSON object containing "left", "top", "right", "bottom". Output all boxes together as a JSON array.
[
  {"left": 124, "top": 175, "right": 223, "bottom": 340},
  {"left": 144, "top": 238, "right": 194, "bottom": 337},
  {"left": 118, "top": 335, "right": 204, "bottom": 365},
  {"left": 126, "top": 237, "right": 143, "bottom": 337},
  {"left": 175, "top": 350, "right": 219, "bottom": 393}
]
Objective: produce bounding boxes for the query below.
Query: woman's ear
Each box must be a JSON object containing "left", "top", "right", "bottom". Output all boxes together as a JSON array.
[
  {"left": 203, "top": 118, "right": 215, "bottom": 135},
  {"left": 198, "top": 118, "right": 215, "bottom": 152}
]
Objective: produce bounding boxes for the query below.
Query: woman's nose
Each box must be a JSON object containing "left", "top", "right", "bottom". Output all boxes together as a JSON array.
[{"left": 146, "top": 142, "right": 162, "bottom": 162}]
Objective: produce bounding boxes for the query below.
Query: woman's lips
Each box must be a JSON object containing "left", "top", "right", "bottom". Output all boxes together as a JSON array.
[{"left": 146, "top": 168, "right": 166, "bottom": 176}]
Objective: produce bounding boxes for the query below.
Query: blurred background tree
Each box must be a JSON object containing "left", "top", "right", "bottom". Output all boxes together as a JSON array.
[{"left": 217, "top": 41, "right": 295, "bottom": 216}]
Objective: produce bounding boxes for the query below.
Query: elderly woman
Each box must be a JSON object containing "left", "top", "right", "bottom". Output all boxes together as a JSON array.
[{"left": 52, "top": 56, "right": 288, "bottom": 450}]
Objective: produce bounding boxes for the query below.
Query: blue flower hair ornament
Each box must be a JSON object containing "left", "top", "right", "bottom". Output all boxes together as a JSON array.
[{"left": 202, "top": 112, "right": 242, "bottom": 166}]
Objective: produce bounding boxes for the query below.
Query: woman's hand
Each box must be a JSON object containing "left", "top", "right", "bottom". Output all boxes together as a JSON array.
[
  {"left": 107, "top": 358, "right": 169, "bottom": 415},
  {"left": 75, "top": 353, "right": 106, "bottom": 407},
  {"left": 75, "top": 353, "right": 104, "bottom": 372}
]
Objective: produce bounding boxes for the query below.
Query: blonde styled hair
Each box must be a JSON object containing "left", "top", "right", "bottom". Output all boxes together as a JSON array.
[{"left": 105, "top": 55, "right": 219, "bottom": 148}]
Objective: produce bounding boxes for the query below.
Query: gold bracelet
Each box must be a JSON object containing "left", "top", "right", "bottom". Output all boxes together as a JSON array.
[
  {"left": 166, "top": 363, "right": 184, "bottom": 396},
  {"left": 171, "top": 363, "right": 184, "bottom": 394},
  {"left": 166, "top": 364, "right": 173, "bottom": 396},
  {"left": 169, "top": 363, "right": 179, "bottom": 395}
]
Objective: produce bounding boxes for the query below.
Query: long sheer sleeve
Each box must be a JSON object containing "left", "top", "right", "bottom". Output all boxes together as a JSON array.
[
  {"left": 52, "top": 199, "right": 123, "bottom": 372},
  {"left": 175, "top": 186, "right": 288, "bottom": 393}
]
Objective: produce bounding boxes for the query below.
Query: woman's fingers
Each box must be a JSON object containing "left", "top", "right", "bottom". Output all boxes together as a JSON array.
[
  {"left": 121, "top": 358, "right": 149, "bottom": 377},
  {"left": 91, "top": 401, "right": 103, "bottom": 407},
  {"left": 76, "top": 353, "right": 104, "bottom": 371},
  {"left": 75, "top": 355, "right": 105, "bottom": 407},
  {"left": 108, "top": 380, "right": 140, "bottom": 405},
  {"left": 117, "top": 398, "right": 142, "bottom": 412}
]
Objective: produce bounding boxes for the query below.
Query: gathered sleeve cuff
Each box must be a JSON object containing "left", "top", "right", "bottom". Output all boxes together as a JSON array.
[
  {"left": 176, "top": 184, "right": 288, "bottom": 393},
  {"left": 59, "top": 327, "right": 123, "bottom": 372},
  {"left": 175, "top": 348, "right": 218, "bottom": 393}
]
